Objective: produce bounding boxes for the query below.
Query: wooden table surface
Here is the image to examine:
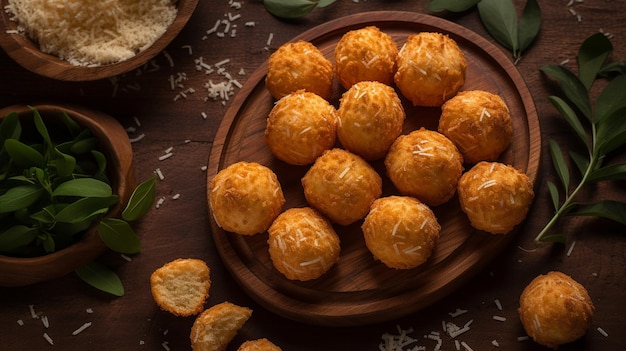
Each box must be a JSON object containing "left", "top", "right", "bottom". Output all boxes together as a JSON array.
[{"left": 1, "top": 1, "right": 625, "bottom": 350}]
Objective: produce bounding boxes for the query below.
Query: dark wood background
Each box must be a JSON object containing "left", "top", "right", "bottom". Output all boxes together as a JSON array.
[{"left": 1, "top": 1, "right": 624, "bottom": 350}]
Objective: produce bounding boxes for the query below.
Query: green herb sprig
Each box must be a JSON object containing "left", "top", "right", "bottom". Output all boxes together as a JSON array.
[
  {"left": 263, "top": 0, "right": 337, "bottom": 19},
  {"left": 537, "top": 33, "right": 626, "bottom": 243},
  {"left": 428, "top": 0, "right": 541, "bottom": 64},
  {"left": 0, "top": 107, "right": 156, "bottom": 296}
]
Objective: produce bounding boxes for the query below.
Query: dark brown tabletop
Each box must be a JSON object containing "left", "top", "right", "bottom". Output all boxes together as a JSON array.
[{"left": 1, "top": 1, "right": 625, "bottom": 350}]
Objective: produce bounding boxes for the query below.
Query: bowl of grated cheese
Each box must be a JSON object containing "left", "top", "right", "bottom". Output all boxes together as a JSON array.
[{"left": 0, "top": 0, "right": 199, "bottom": 81}]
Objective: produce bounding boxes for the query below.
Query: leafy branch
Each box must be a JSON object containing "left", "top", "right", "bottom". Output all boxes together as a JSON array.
[{"left": 536, "top": 32, "right": 626, "bottom": 243}]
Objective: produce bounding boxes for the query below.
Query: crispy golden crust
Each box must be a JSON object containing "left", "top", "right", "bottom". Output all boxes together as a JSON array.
[
  {"left": 150, "top": 258, "right": 211, "bottom": 317},
  {"left": 337, "top": 81, "right": 405, "bottom": 160},
  {"left": 362, "top": 196, "right": 440, "bottom": 269},
  {"left": 190, "top": 302, "right": 253, "bottom": 351},
  {"left": 268, "top": 207, "right": 340, "bottom": 281},
  {"left": 385, "top": 128, "right": 464, "bottom": 206},
  {"left": 394, "top": 32, "right": 467, "bottom": 107},
  {"left": 265, "top": 40, "right": 334, "bottom": 100},
  {"left": 265, "top": 90, "right": 338, "bottom": 165},
  {"left": 518, "top": 271, "right": 594, "bottom": 349},
  {"left": 209, "top": 162, "right": 285, "bottom": 235},
  {"left": 334, "top": 26, "right": 398, "bottom": 89},
  {"left": 237, "top": 338, "right": 283, "bottom": 351},
  {"left": 302, "top": 148, "right": 382, "bottom": 226},
  {"left": 439, "top": 90, "right": 513, "bottom": 164},
  {"left": 457, "top": 161, "right": 534, "bottom": 234}
]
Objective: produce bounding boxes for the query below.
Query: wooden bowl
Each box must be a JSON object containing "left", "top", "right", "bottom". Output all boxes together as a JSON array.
[
  {"left": 0, "top": 0, "right": 198, "bottom": 81},
  {"left": 0, "top": 104, "right": 134, "bottom": 287}
]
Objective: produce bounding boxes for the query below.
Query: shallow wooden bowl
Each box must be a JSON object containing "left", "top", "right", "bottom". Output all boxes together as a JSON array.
[
  {"left": 0, "top": 104, "right": 134, "bottom": 287},
  {"left": 0, "top": 0, "right": 198, "bottom": 81}
]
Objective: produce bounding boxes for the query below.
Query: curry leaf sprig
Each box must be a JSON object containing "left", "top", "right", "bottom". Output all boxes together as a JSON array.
[
  {"left": 536, "top": 33, "right": 626, "bottom": 243},
  {"left": 428, "top": 0, "right": 541, "bottom": 64},
  {"left": 263, "top": 0, "right": 337, "bottom": 19}
]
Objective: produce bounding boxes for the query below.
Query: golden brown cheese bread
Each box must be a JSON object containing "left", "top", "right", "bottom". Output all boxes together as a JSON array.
[
  {"left": 518, "top": 271, "right": 594, "bottom": 349},
  {"left": 190, "top": 302, "right": 253, "bottom": 351},
  {"left": 457, "top": 161, "right": 534, "bottom": 234},
  {"left": 265, "top": 40, "right": 334, "bottom": 100},
  {"left": 362, "top": 196, "right": 440, "bottom": 269},
  {"left": 385, "top": 128, "right": 464, "bottom": 207},
  {"left": 265, "top": 90, "right": 338, "bottom": 165},
  {"left": 150, "top": 258, "right": 211, "bottom": 317},
  {"left": 334, "top": 26, "right": 398, "bottom": 89},
  {"left": 302, "top": 148, "right": 382, "bottom": 226},
  {"left": 237, "top": 338, "right": 283, "bottom": 351},
  {"left": 394, "top": 32, "right": 467, "bottom": 107},
  {"left": 209, "top": 162, "right": 285, "bottom": 235},
  {"left": 438, "top": 90, "right": 513, "bottom": 164},
  {"left": 268, "top": 207, "right": 340, "bottom": 281},
  {"left": 337, "top": 81, "right": 405, "bottom": 160}
]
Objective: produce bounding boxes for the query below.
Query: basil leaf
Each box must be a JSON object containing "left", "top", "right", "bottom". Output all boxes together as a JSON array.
[
  {"left": 570, "top": 200, "right": 626, "bottom": 225},
  {"left": 52, "top": 178, "right": 112, "bottom": 198},
  {"left": 599, "top": 60, "right": 626, "bottom": 78},
  {"left": 3, "top": 139, "right": 45, "bottom": 169},
  {"left": 29, "top": 205, "right": 57, "bottom": 225},
  {"left": 0, "top": 111, "right": 21, "bottom": 152},
  {"left": 428, "top": 0, "right": 480, "bottom": 12},
  {"left": 0, "top": 185, "right": 44, "bottom": 213},
  {"left": 547, "top": 181, "right": 559, "bottom": 211},
  {"left": 31, "top": 107, "right": 53, "bottom": 157},
  {"left": 91, "top": 150, "right": 107, "bottom": 178},
  {"left": 50, "top": 148, "right": 76, "bottom": 178},
  {"left": 588, "top": 163, "right": 626, "bottom": 182},
  {"left": 569, "top": 151, "right": 590, "bottom": 177},
  {"left": 40, "top": 231, "right": 55, "bottom": 253},
  {"left": 595, "top": 74, "right": 626, "bottom": 123},
  {"left": 98, "top": 218, "right": 141, "bottom": 254},
  {"left": 55, "top": 195, "right": 119, "bottom": 224},
  {"left": 61, "top": 111, "right": 82, "bottom": 138},
  {"left": 549, "top": 140, "right": 570, "bottom": 191},
  {"left": 518, "top": 0, "right": 541, "bottom": 53},
  {"left": 317, "top": 0, "right": 337, "bottom": 8},
  {"left": 121, "top": 176, "right": 156, "bottom": 221},
  {"left": 540, "top": 65, "right": 592, "bottom": 120},
  {"left": 548, "top": 96, "right": 588, "bottom": 147},
  {"left": 477, "top": 0, "right": 519, "bottom": 54},
  {"left": 264, "top": 0, "right": 318, "bottom": 19},
  {"left": 0, "top": 225, "right": 38, "bottom": 252},
  {"left": 70, "top": 137, "right": 97, "bottom": 155},
  {"left": 75, "top": 262, "right": 124, "bottom": 297},
  {"left": 578, "top": 32, "right": 613, "bottom": 91}
]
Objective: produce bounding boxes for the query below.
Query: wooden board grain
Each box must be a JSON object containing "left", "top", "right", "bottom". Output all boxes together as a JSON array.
[{"left": 207, "top": 11, "right": 541, "bottom": 326}]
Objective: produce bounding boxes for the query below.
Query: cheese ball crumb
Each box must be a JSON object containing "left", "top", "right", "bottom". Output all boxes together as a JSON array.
[
  {"left": 190, "top": 302, "right": 252, "bottom": 351},
  {"left": 265, "top": 40, "right": 334, "bottom": 100},
  {"left": 334, "top": 26, "right": 398, "bottom": 89},
  {"left": 209, "top": 162, "right": 285, "bottom": 235},
  {"left": 385, "top": 128, "right": 464, "bottom": 206},
  {"left": 457, "top": 161, "right": 534, "bottom": 234},
  {"left": 362, "top": 196, "right": 440, "bottom": 269},
  {"left": 150, "top": 258, "right": 211, "bottom": 317},
  {"left": 237, "top": 338, "right": 282, "bottom": 351},
  {"left": 439, "top": 90, "right": 513, "bottom": 163},
  {"left": 302, "top": 148, "right": 382, "bottom": 225},
  {"left": 394, "top": 32, "right": 467, "bottom": 107},
  {"left": 518, "top": 271, "right": 594, "bottom": 349},
  {"left": 268, "top": 207, "right": 340, "bottom": 281},
  {"left": 337, "top": 81, "right": 405, "bottom": 160},
  {"left": 265, "top": 90, "right": 338, "bottom": 165}
]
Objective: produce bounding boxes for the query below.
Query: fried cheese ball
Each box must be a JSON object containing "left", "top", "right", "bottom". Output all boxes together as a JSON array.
[
  {"left": 265, "top": 90, "right": 338, "bottom": 165},
  {"left": 394, "top": 32, "right": 467, "bottom": 107},
  {"left": 362, "top": 196, "right": 441, "bottom": 269},
  {"left": 190, "top": 302, "right": 252, "bottom": 351},
  {"left": 439, "top": 90, "right": 513, "bottom": 164},
  {"left": 457, "top": 161, "right": 534, "bottom": 234},
  {"left": 385, "top": 128, "right": 464, "bottom": 207},
  {"left": 337, "top": 81, "right": 405, "bottom": 160},
  {"left": 302, "top": 148, "right": 382, "bottom": 225},
  {"left": 237, "top": 338, "right": 283, "bottom": 351},
  {"left": 518, "top": 271, "right": 594, "bottom": 349},
  {"left": 265, "top": 40, "right": 334, "bottom": 100},
  {"left": 334, "top": 26, "right": 398, "bottom": 89},
  {"left": 268, "top": 207, "right": 340, "bottom": 281},
  {"left": 209, "top": 162, "right": 285, "bottom": 235},
  {"left": 150, "top": 258, "right": 211, "bottom": 317}
]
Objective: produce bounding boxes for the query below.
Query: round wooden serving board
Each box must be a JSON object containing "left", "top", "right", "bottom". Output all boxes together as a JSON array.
[{"left": 207, "top": 11, "right": 541, "bottom": 327}]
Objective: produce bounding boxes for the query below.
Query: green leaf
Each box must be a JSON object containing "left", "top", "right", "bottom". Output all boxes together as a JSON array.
[
  {"left": 75, "top": 262, "right": 124, "bottom": 297},
  {"left": 594, "top": 74, "right": 626, "bottom": 124},
  {"left": 31, "top": 107, "right": 53, "bottom": 156},
  {"left": 477, "top": 0, "right": 519, "bottom": 54},
  {"left": 548, "top": 95, "right": 588, "bottom": 147},
  {"left": 316, "top": 0, "right": 337, "bottom": 8},
  {"left": 547, "top": 181, "right": 560, "bottom": 211},
  {"left": 3, "top": 139, "right": 45, "bottom": 169},
  {"left": 518, "top": 0, "right": 541, "bottom": 53},
  {"left": 121, "top": 176, "right": 156, "bottom": 221},
  {"left": 549, "top": 140, "right": 570, "bottom": 191},
  {"left": 570, "top": 200, "right": 626, "bottom": 225},
  {"left": 578, "top": 32, "right": 613, "bottom": 91},
  {"left": 52, "top": 178, "right": 112, "bottom": 198},
  {"left": 599, "top": 60, "right": 626, "bottom": 78},
  {"left": 61, "top": 111, "right": 83, "bottom": 138},
  {"left": 91, "top": 150, "right": 107, "bottom": 178},
  {"left": 588, "top": 163, "right": 626, "bottom": 182},
  {"left": 596, "top": 106, "right": 626, "bottom": 155},
  {"left": 55, "top": 195, "right": 119, "bottom": 224},
  {"left": 263, "top": 0, "right": 318, "bottom": 19},
  {"left": 49, "top": 148, "right": 76, "bottom": 178},
  {"left": 0, "top": 185, "right": 44, "bottom": 213},
  {"left": 97, "top": 218, "right": 141, "bottom": 254},
  {"left": 538, "top": 234, "right": 566, "bottom": 244},
  {"left": 0, "top": 225, "right": 38, "bottom": 252},
  {"left": 569, "top": 151, "right": 590, "bottom": 177},
  {"left": 428, "top": 0, "right": 480, "bottom": 12},
  {"left": 40, "top": 231, "right": 55, "bottom": 253},
  {"left": 540, "top": 65, "right": 592, "bottom": 120},
  {"left": 0, "top": 111, "right": 21, "bottom": 152},
  {"left": 70, "top": 137, "right": 97, "bottom": 155}
]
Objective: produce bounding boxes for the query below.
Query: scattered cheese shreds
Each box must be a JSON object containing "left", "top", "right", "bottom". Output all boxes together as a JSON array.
[
  {"left": 597, "top": 327, "right": 609, "bottom": 337},
  {"left": 72, "top": 322, "right": 92, "bottom": 335},
  {"left": 43, "top": 333, "right": 54, "bottom": 345}
]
